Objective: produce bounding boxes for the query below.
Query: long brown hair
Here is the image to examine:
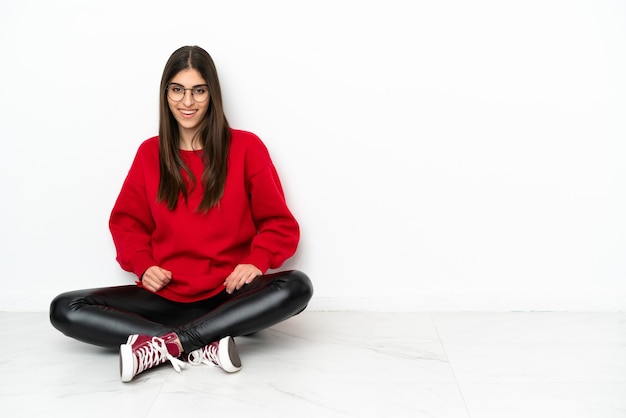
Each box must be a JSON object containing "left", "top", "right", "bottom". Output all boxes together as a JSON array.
[{"left": 157, "top": 45, "right": 231, "bottom": 212}]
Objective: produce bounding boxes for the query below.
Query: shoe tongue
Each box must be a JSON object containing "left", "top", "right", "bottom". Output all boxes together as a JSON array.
[{"left": 159, "top": 332, "right": 181, "bottom": 357}]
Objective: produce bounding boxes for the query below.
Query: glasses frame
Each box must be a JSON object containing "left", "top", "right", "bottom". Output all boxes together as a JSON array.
[{"left": 166, "top": 83, "right": 210, "bottom": 103}]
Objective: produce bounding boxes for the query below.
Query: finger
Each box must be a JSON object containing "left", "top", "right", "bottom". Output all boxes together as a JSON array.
[
  {"left": 144, "top": 277, "right": 159, "bottom": 291},
  {"left": 142, "top": 278, "right": 157, "bottom": 292},
  {"left": 224, "top": 265, "right": 260, "bottom": 293},
  {"left": 159, "top": 274, "right": 171, "bottom": 286},
  {"left": 224, "top": 272, "right": 237, "bottom": 294},
  {"left": 235, "top": 270, "right": 250, "bottom": 289},
  {"left": 153, "top": 270, "right": 172, "bottom": 287},
  {"left": 145, "top": 271, "right": 168, "bottom": 291},
  {"left": 235, "top": 276, "right": 247, "bottom": 290},
  {"left": 229, "top": 273, "right": 249, "bottom": 292},
  {"left": 236, "top": 272, "right": 256, "bottom": 289}
]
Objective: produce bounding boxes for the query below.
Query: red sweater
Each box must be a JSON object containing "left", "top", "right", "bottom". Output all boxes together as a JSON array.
[{"left": 109, "top": 129, "right": 299, "bottom": 302}]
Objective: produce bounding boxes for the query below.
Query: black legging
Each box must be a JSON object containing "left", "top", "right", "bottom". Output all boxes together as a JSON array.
[{"left": 50, "top": 270, "right": 313, "bottom": 353}]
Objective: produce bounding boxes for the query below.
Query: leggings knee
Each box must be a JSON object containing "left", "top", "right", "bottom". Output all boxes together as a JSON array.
[
  {"left": 49, "top": 291, "right": 83, "bottom": 335},
  {"left": 288, "top": 270, "right": 314, "bottom": 302},
  {"left": 273, "top": 270, "right": 314, "bottom": 310}
]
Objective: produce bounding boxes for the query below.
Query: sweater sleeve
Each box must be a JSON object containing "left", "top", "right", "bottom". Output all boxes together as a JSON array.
[
  {"left": 108, "top": 143, "right": 157, "bottom": 279},
  {"left": 241, "top": 139, "right": 300, "bottom": 272}
]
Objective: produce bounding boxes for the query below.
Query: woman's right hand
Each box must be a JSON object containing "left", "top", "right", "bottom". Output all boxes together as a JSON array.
[{"left": 141, "top": 266, "right": 172, "bottom": 292}]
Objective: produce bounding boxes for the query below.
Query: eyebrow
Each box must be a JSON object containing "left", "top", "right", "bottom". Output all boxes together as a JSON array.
[{"left": 169, "top": 82, "right": 209, "bottom": 88}]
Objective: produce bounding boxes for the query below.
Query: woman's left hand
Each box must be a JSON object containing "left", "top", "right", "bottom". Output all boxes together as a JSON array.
[{"left": 224, "top": 264, "right": 262, "bottom": 294}]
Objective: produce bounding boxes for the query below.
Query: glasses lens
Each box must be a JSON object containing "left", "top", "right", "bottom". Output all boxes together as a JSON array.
[
  {"left": 167, "top": 84, "right": 184, "bottom": 101},
  {"left": 192, "top": 86, "right": 209, "bottom": 103}
]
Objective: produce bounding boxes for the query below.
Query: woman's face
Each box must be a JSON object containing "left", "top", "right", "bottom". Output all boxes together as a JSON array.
[{"left": 167, "top": 68, "right": 210, "bottom": 144}]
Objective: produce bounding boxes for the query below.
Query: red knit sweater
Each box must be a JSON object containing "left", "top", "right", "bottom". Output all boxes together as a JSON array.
[{"left": 109, "top": 129, "right": 299, "bottom": 302}]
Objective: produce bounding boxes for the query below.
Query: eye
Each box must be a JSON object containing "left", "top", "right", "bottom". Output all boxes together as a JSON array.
[
  {"left": 170, "top": 85, "right": 183, "bottom": 93},
  {"left": 194, "top": 87, "right": 207, "bottom": 95}
]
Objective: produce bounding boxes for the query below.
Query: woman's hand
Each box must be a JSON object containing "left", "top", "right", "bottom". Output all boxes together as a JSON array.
[
  {"left": 141, "top": 266, "right": 172, "bottom": 292},
  {"left": 224, "top": 264, "right": 262, "bottom": 294}
]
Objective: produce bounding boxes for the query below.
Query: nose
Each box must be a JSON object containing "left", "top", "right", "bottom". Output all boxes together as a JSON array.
[{"left": 182, "top": 89, "right": 195, "bottom": 106}]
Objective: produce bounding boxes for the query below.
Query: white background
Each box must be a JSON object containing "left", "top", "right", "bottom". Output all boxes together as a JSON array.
[{"left": 0, "top": 0, "right": 624, "bottom": 311}]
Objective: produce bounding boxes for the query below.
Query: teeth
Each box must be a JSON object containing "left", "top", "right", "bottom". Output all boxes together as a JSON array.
[{"left": 181, "top": 110, "right": 196, "bottom": 115}]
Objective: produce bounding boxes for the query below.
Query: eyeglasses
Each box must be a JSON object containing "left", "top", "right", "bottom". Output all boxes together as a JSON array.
[{"left": 166, "top": 83, "right": 209, "bottom": 103}]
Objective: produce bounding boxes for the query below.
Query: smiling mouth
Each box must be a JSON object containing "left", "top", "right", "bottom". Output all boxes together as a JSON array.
[{"left": 179, "top": 109, "right": 197, "bottom": 118}]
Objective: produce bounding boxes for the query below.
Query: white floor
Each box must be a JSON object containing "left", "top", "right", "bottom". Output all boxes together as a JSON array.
[{"left": 1, "top": 311, "right": 625, "bottom": 418}]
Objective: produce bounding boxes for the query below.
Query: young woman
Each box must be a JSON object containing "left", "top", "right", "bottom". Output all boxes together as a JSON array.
[{"left": 50, "top": 45, "right": 313, "bottom": 383}]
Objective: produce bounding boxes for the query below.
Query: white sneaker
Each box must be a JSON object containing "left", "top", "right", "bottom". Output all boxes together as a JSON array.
[
  {"left": 187, "top": 336, "right": 242, "bottom": 373},
  {"left": 120, "top": 333, "right": 186, "bottom": 382}
]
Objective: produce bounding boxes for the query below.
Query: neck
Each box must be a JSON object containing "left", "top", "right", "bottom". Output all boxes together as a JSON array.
[{"left": 179, "top": 129, "right": 202, "bottom": 151}]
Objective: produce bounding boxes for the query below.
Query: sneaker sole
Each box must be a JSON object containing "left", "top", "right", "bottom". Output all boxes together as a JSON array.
[
  {"left": 120, "top": 335, "right": 138, "bottom": 382},
  {"left": 218, "top": 336, "right": 242, "bottom": 373}
]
